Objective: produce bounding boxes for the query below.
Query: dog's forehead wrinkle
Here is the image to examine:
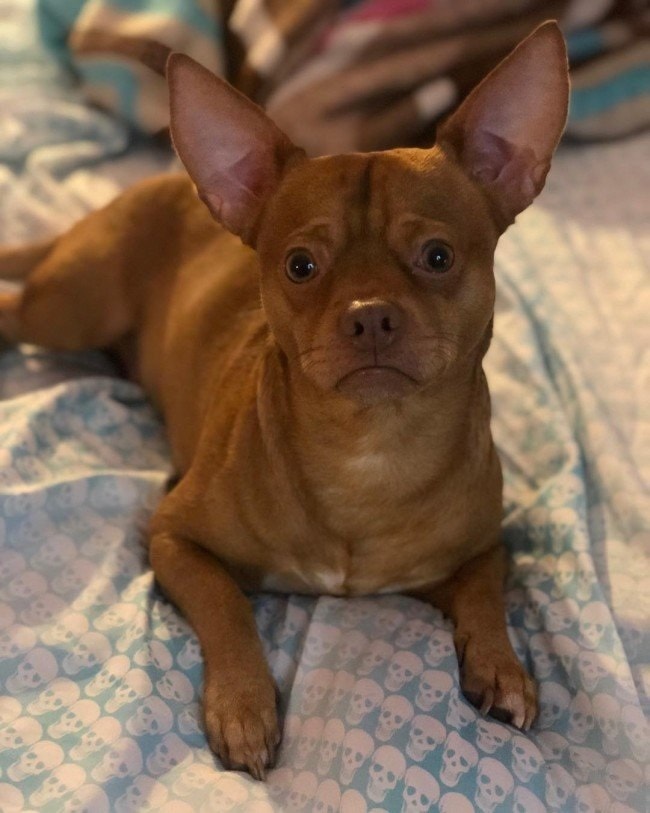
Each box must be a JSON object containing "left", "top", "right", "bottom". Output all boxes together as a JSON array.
[
  {"left": 339, "top": 154, "right": 380, "bottom": 241},
  {"left": 286, "top": 219, "right": 334, "bottom": 246},
  {"left": 359, "top": 156, "right": 375, "bottom": 207}
]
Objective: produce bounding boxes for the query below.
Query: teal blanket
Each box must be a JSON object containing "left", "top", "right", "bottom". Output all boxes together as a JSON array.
[{"left": 0, "top": 3, "right": 648, "bottom": 811}]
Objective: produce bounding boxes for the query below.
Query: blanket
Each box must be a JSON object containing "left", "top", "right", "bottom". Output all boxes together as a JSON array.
[
  {"left": 36, "top": 0, "right": 650, "bottom": 154},
  {"left": 0, "top": 2, "right": 648, "bottom": 811}
]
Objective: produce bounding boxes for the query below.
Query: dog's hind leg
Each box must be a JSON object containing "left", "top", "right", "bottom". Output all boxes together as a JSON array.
[
  {"left": 0, "top": 239, "right": 57, "bottom": 344},
  {"left": 0, "top": 177, "right": 186, "bottom": 352},
  {"left": 0, "top": 209, "right": 137, "bottom": 351},
  {"left": 0, "top": 175, "right": 204, "bottom": 352},
  {"left": 0, "top": 238, "right": 55, "bottom": 283}
]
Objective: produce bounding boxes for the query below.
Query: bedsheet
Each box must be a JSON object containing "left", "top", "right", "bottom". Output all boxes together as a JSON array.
[{"left": 1, "top": 2, "right": 649, "bottom": 812}]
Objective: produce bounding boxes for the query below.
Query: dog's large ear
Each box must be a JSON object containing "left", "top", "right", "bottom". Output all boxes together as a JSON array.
[
  {"left": 167, "top": 53, "right": 305, "bottom": 244},
  {"left": 437, "top": 21, "right": 569, "bottom": 228}
]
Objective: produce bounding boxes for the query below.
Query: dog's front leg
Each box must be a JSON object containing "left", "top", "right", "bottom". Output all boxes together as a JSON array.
[
  {"left": 149, "top": 526, "right": 279, "bottom": 779},
  {"left": 420, "top": 544, "right": 537, "bottom": 730}
]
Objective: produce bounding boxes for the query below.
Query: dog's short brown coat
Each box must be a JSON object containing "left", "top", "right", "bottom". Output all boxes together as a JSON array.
[{"left": 0, "top": 22, "right": 569, "bottom": 778}]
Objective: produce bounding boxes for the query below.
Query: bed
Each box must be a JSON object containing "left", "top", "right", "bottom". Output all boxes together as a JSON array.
[{"left": 0, "top": 2, "right": 648, "bottom": 812}]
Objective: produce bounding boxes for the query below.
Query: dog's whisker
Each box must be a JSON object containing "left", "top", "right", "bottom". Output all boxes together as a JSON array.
[{"left": 296, "top": 344, "right": 328, "bottom": 360}]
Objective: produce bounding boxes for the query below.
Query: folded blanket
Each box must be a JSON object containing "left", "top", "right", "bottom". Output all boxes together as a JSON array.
[{"left": 37, "top": 0, "right": 650, "bottom": 153}]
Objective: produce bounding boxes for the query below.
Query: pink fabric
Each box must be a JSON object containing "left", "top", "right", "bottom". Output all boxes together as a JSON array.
[{"left": 340, "top": 0, "right": 431, "bottom": 24}]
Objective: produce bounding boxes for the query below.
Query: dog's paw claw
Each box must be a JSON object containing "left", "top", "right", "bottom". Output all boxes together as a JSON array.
[
  {"left": 490, "top": 706, "right": 514, "bottom": 725},
  {"left": 457, "top": 636, "right": 538, "bottom": 730},
  {"left": 203, "top": 681, "right": 279, "bottom": 779}
]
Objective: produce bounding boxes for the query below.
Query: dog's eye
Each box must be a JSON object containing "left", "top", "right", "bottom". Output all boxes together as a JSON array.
[
  {"left": 419, "top": 240, "right": 454, "bottom": 274},
  {"left": 285, "top": 250, "right": 318, "bottom": 283}
]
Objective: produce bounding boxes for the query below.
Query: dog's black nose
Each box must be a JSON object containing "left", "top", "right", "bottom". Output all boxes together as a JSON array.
[{"left": 339, "top": 299, "right": 404, "bottom": 349}]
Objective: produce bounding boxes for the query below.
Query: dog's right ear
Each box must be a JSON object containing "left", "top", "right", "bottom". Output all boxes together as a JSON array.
[{"left": 167, "top": 53, "right": 305, "bottom": 245}]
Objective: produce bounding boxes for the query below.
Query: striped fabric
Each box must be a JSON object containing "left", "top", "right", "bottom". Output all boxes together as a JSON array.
[
  {"left": 37, "top": 0, "right": 223, "bottom": 134},
  {"left": 36, "top": 0, "right": 649, "bottom": 152}
]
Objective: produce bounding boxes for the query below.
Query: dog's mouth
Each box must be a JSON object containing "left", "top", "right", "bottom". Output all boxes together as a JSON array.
[{"left": 336, "top": 365, "right": 419, "bottom": 402}]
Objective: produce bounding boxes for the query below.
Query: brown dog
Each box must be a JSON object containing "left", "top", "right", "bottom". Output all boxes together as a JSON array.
[{"left": 0, "top": 22, "right": 568, "bottom": 779}]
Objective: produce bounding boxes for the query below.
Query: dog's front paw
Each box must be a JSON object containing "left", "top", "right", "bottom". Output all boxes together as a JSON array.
[
  {"left": 202, "top": 676, "right": 280, "bottom": 780},
  {"left": 456, "top": 633, "right": 538, "bottom": 730}
]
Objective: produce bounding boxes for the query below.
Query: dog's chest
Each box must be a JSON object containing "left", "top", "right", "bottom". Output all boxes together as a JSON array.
[
  {"left": 314, "top": 437, "right": 432, "bottom": 538},
  {"left": 258, "top": 444, "right": 468, "bottom": 596},
  {"left": 258, "top": 522, "right": 460, "bottom": 597}
]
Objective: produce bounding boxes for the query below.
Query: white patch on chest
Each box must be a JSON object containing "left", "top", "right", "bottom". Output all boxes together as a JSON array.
[
  {"left": 344, "top": 450, "right": 397, "bottom": 487},
  {"left": 261, "top": 565, "right": 347, "bottom": 595},
  {"left": 260, "top": 560, "right": 448, "bottom": 598},
  {"left": 312, "top": 568, "right": 346, "bottom": 593},
  {"left": 346, "top": 452, "right": 386, "bottom": 471}
]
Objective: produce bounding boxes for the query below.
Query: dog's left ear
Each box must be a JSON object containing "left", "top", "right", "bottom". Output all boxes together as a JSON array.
[
  {"left": 437, "top": 21, "right": 569, "bottom": 228},
  {"left": 167, "top": 53, "right": 305, "bottom": 245}
]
